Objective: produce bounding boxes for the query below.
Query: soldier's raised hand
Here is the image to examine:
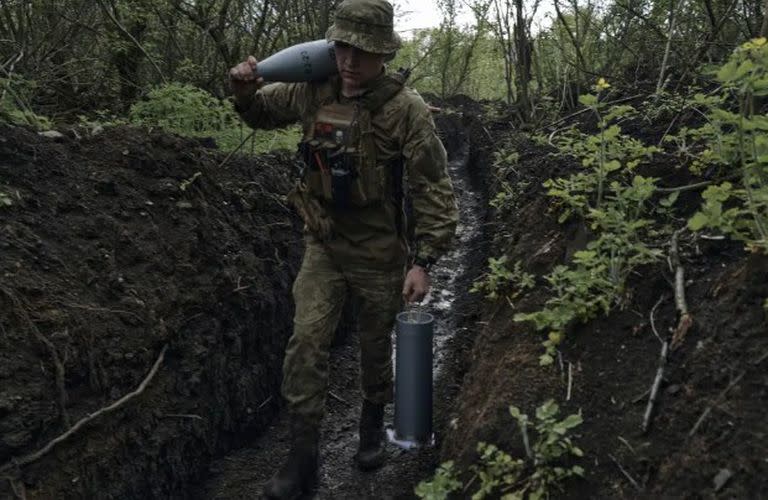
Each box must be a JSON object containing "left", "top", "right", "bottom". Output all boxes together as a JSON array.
[{"left": 229, "top": 56, "right": 264, "bottom": 101}]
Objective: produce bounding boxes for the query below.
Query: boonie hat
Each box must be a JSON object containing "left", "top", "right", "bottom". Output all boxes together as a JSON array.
[{"left": 326, "top": 0, "right": 402, "bottom": 55}]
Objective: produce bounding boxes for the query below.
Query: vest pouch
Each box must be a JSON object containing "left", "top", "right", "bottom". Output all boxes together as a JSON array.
[
  {"left": 336, "top": 151, "right": 385, "bottom": 207},
  {"left": 302, "top": 144, "right": 333, "bottom": 202}
]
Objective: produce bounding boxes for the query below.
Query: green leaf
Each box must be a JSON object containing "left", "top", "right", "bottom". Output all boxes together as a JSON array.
[
  {"left": 659, "top": 191, "right": 680, "bottom": 208},
  {"left": 579, "top": 94, "right": 598, "bottom": 106},
  {"left": 604, "top": 159, "right": 622, "bottom": 172},
  {"left": 711, "top": 108, "right": 739, "bottom": 123},
  {"left": 560, "top": 414, "right": 584, "bottom": 429},
  {"left": 716, "top": 60, "right": 738, "bottom": 82},
  {"left": 688, "top": 212, "right": 710, "bottom": 231},
  {"left": 734, "top": 59, "right": 755, "bottom": 79}
]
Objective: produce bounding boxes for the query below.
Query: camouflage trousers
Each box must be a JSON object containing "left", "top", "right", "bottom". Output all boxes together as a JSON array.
[{"left": 281, "top": 239, "right": 405, "bottom": 426}]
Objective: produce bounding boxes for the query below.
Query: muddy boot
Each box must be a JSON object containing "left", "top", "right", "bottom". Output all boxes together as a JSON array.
[
  {"left": 354, "top": 399, "right": 385, "bottom": 471},
  {"left": 263, "top": 416, "right": 319, "bottom": 499}
]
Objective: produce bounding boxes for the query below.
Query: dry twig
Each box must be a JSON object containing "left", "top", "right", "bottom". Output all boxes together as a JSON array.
[
  {"left": 0, "top": 345, "right": 168, "bottom": 474},
  {"left": 257, "top": 395, "right": 273, "bottom": 410},
  {"left": 217, "top": 130, "right": 256, "bottom": 168},
  {"left": 328, "top": 391, "right": 350, "bottom": 406},
  {"left": 566, "top": 362, "right": 574, "bottom": 401},
  {"left": 649, "top": 294, "right": 665, "bottom": 342},
  {"left": 669, "top": 229, "right": 693, "bottom": 350},
  {"left": 519, "top": 419, "right": 532, "bottom": 460},
  {"left": 642, "top": 341, "right": 669, "bottom": 434},
  {"left": 608, "top": 453, "right": 641, "bottom": 491}
]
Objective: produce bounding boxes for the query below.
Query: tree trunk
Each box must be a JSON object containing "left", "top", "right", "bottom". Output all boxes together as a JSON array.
[
  {"left": 514, "top": 0, "right": 530, "bottom": 121},
  {"left": 656, "top": 0, "right": 677, "bottom": 93}
]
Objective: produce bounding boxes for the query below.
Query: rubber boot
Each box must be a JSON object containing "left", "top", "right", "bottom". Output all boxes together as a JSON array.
[
  {"left": 263, "top": 416, "right": 319, "bottom": 499},
  {"left": 354, "top": 399, "right": 385, "bottom": 470}
]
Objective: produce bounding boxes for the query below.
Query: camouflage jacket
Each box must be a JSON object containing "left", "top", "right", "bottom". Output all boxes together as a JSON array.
[{"left": 236, "top": 72, "right": 458, "bottom": 269}]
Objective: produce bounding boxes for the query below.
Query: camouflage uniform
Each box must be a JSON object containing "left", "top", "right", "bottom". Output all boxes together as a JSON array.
[{"left": 236, "top": 0, "right": 458, "bottom": 428}]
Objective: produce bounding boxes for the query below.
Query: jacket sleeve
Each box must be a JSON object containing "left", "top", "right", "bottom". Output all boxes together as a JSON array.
[
  {"left": 234, "top": 82, "right": 311, "bottom": 130},
  {"left": 402, "top": 94, "right": 459, "bottom": 263}
]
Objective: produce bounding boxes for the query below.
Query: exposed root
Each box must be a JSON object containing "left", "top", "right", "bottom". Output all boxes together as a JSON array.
[
  {"left": 0, "top": 344, "right": 168, "bottom": 475},
  {"left": 0, "top": 287, "right": 71, "bottom": 428},
  {"left": 608, "top": 453, "right": 641, "bottom": 491}
]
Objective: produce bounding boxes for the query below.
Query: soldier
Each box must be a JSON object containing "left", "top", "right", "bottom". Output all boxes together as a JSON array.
[{"left": 229, "top": 0, "right": 458, "bottom": 497}]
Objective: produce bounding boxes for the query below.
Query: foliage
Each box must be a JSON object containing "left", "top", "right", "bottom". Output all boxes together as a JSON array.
[
  {"left": 393, "top": 27, "right": 505, "bottom": 100},
  {"left": 515, "top": 195, "right": 661, "bottom": 365},
  {"left": 1, "top": 0, "right": 763, "bottom": 124},
  {"left": 515, "top": 82, "right": 662, "bottom": 364},
  {"left": 0, "top": 190, "right": 14, "bottom": 207},
  {"left": 414, "top": 461, "right": 463, "bottom": 500},
  {"left": 546, "top": 85, "right": 659, "bottom": 221},
  {"left": 0, "top": 76, "right": 52, "bottom": 130},
  {"left": 128, "top": 83, "right": 299, "bottom": 153},
  {"left": 490, "top": 145, "right": 524, "bottom": 213},
  {"left": 684, "top": 38, "right": 768, "bottom": 253},
  {"left": 471, "top": 256, "right": 535, "bottom": 300},
  {"left": 415, "top": 400, "right": 584, "bottom": 500}
]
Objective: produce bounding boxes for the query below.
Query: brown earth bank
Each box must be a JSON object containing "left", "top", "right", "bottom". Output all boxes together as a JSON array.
[
  {"left": 0, "top": 125, "right": 306, "bottom": 499},
  {"left": 440, "top": 110, "right": 768, "bottom": 499}
]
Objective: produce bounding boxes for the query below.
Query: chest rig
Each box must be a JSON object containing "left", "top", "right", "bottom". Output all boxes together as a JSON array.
[{"left": 296, "top": 72, "right": 407, "bottom": 210}]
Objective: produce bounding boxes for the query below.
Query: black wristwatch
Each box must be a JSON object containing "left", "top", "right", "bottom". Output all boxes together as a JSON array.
[{"left": 413, "top": 255, "right": 436, "bottom": 272}]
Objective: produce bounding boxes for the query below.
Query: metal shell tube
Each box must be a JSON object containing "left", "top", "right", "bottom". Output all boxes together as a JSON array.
[
  {"left": 256, "top": 39, "right": 337, "bottom": 82},
  {"left": 394, "top": 311, "right": 434, "bottom": 445}
]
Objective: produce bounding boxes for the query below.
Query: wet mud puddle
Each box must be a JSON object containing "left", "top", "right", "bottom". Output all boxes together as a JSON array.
[{"left": 199, "top": 135, "right": 482, "bottom": 499}]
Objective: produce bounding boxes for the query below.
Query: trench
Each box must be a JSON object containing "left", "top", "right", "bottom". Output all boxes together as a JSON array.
[{"left": 198, "top": 114, "right": 488, "bottom": 499}]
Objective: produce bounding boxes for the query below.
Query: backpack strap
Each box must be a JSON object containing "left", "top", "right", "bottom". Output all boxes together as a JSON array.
[{"left": 360, "top": 68, "right": 409, "bottom": 113}]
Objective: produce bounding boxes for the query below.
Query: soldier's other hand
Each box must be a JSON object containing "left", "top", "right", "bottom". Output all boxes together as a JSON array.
[
  {"left": 229, "top": 56, "right": 263, "bottom": 101},
  {"left": 402, "top": 266, "right": 430, "bottom": 304}
]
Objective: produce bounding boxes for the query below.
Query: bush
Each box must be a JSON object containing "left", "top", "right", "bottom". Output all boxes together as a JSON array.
[{"left": 128, "top": 83, "right": 299, "bottom": 154}]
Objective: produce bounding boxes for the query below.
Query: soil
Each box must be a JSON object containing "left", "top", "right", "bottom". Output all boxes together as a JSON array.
[
  {"left": 441, "top": 112, "right": 768, "bottom": 499},
  {"left": 1, "top": 95, "right": 765, "bottom": 500},
  {"left": 0, "top": 125, "right": 305, "bottom": 499}
]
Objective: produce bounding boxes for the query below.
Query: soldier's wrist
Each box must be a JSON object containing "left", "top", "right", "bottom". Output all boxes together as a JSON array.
[{"left": 413, "top": 255, "right": 436, "bottom": 273}]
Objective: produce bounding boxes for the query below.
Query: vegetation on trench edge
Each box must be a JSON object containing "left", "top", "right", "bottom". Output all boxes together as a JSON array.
[
  {"left": 1, "top": 79, "right": 300, "bottom": 155},
  {"left": 415, "top": 400, "right": 583, "bottom": 500},
  {"left": 473, "top": 39, "right": 768, "bottom": 366}
]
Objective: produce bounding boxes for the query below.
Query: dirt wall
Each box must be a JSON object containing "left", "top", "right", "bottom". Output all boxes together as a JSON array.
[
  {"left": 440, "top": 126, "right": 768, "bottom": 498},
  {"left": 0, "top": 126, "right": 303, "bottom": 499}
]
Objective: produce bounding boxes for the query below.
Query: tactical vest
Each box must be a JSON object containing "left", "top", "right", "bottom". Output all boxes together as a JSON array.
[{"left": 296, "top": 72, "right": 407, "bottom": 209}]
